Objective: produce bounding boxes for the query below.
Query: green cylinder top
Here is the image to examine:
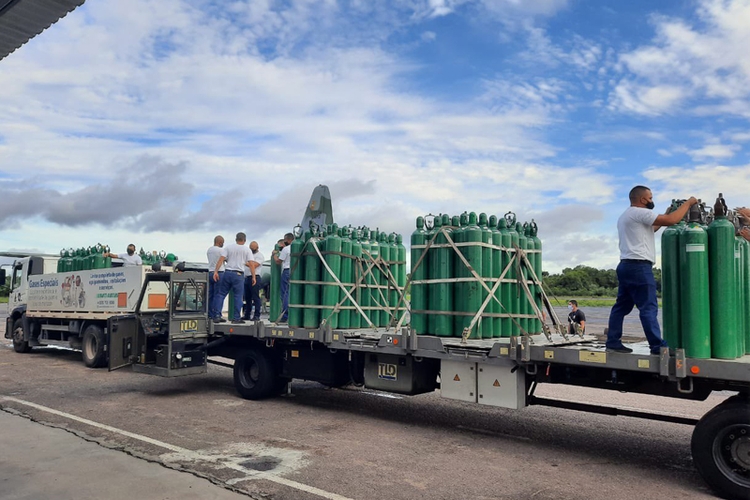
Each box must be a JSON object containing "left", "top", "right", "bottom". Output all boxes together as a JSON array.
[
  {"left": 469, "top": 212, "right": 478, "bottom": 226},
  {"left": 441, "top": 213, "right": 450, "bottom": 226},
  {"left": 389, "top": 233, "right": 396, "bottom": 243},
  {"left": 489, "top": 215, "right": 497, "bottom": 228},
  {"left": 416, "top": 217, "right": 424, "bottom": 230},
  {"left": 460, "top": 212, "right": 469, "bottom": 226},
  {"left": 434, "top": 215, "right": 443, "bottom": 228},
  {"left": 396, "top": 234, "right": 403, "bottom": 244},
  {"left": 478, "top": 212, "right": 488, "bottom": 227},
  {"left": 497, "top": 218, "right": 507, "bottom": 230},
  {"left": 452, "top": 215, "right": 460, "bottom": 226}
]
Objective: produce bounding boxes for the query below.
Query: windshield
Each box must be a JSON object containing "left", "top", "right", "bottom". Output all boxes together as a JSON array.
[{"left": 171, "top": 279, "right": 206, "bottom": 314}]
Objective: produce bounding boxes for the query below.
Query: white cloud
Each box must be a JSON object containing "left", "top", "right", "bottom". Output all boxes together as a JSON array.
[
  {"left": 687, "top": 143, "right": 740, "bottom": 160},
  {"left": 609, "top": 0, "right": 750, "bottom": 117},
  {"left": 644, "top": 164, "right": 750, "bottom": 208}
]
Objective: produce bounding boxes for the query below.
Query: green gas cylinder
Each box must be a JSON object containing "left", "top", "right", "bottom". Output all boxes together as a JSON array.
[
  {"left": 270, "top": 242, "right": 282, "bottom": 322},
  {"left": 505, "top": 213, "right": 521, "bottom": 335},
  {"left": 453, "top": 213, "right": 468, "bottom": 336},
  {"left": 63, "top": 249, "right": 73, "bottom": 272},
  {"left": 103, "top": 246, "right": 112, "bottom": 268},
  {"left": 57, "top": 250, "right": 65, "bottom": 272},
  {"left": 288, "top": 233, "right": 306, "bottom": 327},
  {"left": 460, "top": 213, "right": 483, "bottom": 339},
  {"left": 661, "top": 203, "right": 684, "bottom": 350},
  {"left": 395, "top": 234, "right": 407, "bottom": 324},
  {"left": 529, "top": 221, "right": 543, "bottom": 335},
  {"left": 479, "top": 213, "right": 493, "bottom": 339},
  {"left": 350, "top": 231, "right": 364, "bottom": 329},
  {"left": 92, "top": 245, "right": 105, "bottom": 269},
  {"left": 498, "top": 218, "right": 512, "bottom": 337},
  {"left": 679, "top": 221, "right": 711, "bottom": 358},
  {"left": 388, "top": 233, "right": 400, "bottom": 324},
  {"left": 489, "top": 216, "right": 501, "bottom": 338},
  {"left": 736, "top": 236, "right": 747, "bottom": 357},
  {"left": 321, "top": 228, "right": 342, "bottom": 329},
  {"left": 377, "top": 231, "right": 390, "bottom": 327},
  {"left": 428, "top": 215, "right": 453, "bottom": 336},
  {"left": 338, "top": 228, "right": 353, "bottom": 329},
  {"left": 360, "top": 227, "right": 373, "bottom": 328},
  {"left": 368, "top": 230, "right": 382, "bottom": 325},
  {"left": 303, "top": 234, "right": 322, "bottom": 328},
  {"left": 517, "top": 223, "right": 530, "bottom": 335},
  {"left": 707, "top": 194, "right": 739, "bottom": 359}
]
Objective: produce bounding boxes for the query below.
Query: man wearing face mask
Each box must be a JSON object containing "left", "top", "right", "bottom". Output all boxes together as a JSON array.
[
  {"left": 606, "top": 186, "right": 697, "bottom": 354},
  {"left": 105, "top": 244, "right": 142, "bottom": 266},
  {"left": 567, "top": 300, "right": 585, "bottom": 336}
]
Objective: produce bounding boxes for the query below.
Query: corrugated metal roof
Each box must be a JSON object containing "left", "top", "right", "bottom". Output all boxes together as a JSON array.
[{"left": 0, "top": 0, "right": 86, "bottom": 62}]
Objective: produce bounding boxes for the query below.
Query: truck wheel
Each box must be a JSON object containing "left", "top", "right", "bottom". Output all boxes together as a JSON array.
[
  {"left": 82, "top": 324, "right": 107, "bottom": 368},
  {"left": 233, "top": 349, "right": 278, "bottom": 400},
  {"left": 691, "top": 397, "right": 750, "bottom": 500},
  {"left": 12, "top": 318, "right": 31, "bottom": 353}
]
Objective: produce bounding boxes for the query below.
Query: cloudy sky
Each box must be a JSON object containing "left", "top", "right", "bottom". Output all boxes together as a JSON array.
[{"left": 2, "top": 0, "right": 750, "bottom": 272}]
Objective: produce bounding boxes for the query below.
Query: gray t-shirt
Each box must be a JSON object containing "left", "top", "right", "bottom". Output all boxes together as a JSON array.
[{"left": 617, "top": 206, "right": 658, "bottom": 263}]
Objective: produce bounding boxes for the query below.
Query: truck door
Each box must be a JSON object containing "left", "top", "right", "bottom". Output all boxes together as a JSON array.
[
  {"left": 108, "top": 315, "right": 139, "bottom": 370},
  {"left": 8, "top": 259, "right": 27, "bottom": 312}
]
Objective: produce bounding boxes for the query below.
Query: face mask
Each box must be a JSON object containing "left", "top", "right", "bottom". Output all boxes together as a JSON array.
[
  {"left": 645, "top": 201, "right": 655, "bottom": 210},
  {"left": 127, "top": 248, "right": 135, "bottom": 256},
  {"left": 567, "top": 305, "right": 573, "bottom": 311}
]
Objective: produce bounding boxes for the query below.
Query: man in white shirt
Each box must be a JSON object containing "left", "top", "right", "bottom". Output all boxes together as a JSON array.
[
  {"left": 606, "top": 186, "right": 697, "bottom": 354},
  {"left": 273, "top": 233, "right": 294, "bottom": 322},
  {"left": 243, "top": 241, "right": 265, "bottom": 321},
  {"left": 206, "top": 235, "right": 225, "bottom": 321},
  {"left": 106, "top": 244, "right": 142, "bottom": 266},
  {"left": 213, "top": 232, "right": 255, "bottom": 323}
]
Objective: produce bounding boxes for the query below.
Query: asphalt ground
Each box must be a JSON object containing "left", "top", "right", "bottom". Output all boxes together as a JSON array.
[{"left": 0, "top": 303, "right": 730, "bottom": 499}]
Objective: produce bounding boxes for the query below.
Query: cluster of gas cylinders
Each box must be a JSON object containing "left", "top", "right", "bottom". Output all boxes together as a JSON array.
[
  {"left": 410, "top": 212, "right": 543, "bottom": 339},
  {"left": 662, "top": 194, "right": 750, "bottom": 359},
  {"left": 269, "top": 223, "right": 407, "bottom": 328},
  {"left": 57, "top": 245, "right": 111, "bottom": 271},
  {"left": 56, "top": 245, "right": 180, "bottom": 272}
]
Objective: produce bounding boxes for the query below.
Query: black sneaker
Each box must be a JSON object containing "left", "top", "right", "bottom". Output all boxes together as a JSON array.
[
  {"left": 606, "top": 346, "right": 633, "bottom": 354},
  {"left": 231, "top": 319, "right": 246, "bottom": 324},
  {"left": 251, "top": 317, "right": 261, "bottom": 321},
  {"left": 213, "top": 317, "right": 227, "bottom": 323}
]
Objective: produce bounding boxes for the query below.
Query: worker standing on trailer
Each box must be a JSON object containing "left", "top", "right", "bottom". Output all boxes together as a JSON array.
[
  {"left": 105, "top": 244, "right": 142, "bottom": 266},
  {"left": 207, "top": 235, "right": 226, "bottom": 322},
  {"left": 737, "top": 208, "right": 750, "bottom": 242},
  {"left": 606, "top": 186, "right": 697, "bottom": 354},
  {"left": 567, "top": 300, "right": 585, "bottom": 335},
  {"left": 273, "top": 233, "right": 294, "bottom": 323},
  {"left": 243, "top": 241, "right": 265, "bottom": 321},
  {"left": 213, "top": 232, "right": 255, "bottom": 324}
]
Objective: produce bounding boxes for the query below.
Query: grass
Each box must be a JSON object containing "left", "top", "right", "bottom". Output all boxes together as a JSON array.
[
  {"left": 546, "top": 296, "right": 662, "bottom": 308},
  {"left": 0, "top": 296, "right": 7, "bottom": 304}
]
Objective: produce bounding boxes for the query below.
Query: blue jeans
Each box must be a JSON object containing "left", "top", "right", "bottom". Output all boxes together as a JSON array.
[
  {"left": 208, "top": 271, "right": 223, "bottom": 318},
  {"left": 607, "top": 261, "right": 667, "bottom": 351},
  {"left": 280, "top": 268, "right": 290, "bottom": 320},
  {"left": 216, "top": 271, "right": 244, "bottom": 321}
]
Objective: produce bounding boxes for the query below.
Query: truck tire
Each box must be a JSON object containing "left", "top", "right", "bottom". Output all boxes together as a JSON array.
[
  {"left": 691, "top": 397, "right": 750, "bottom": 500},
  {"left": 82, "top": 324, "right": 107, "bottom": 368},
  {"left": 12, "top": 318, "right": 31, "bottom": 353},
  {"left": 233, "top": 349, "right": 278, "bottom": 400}
]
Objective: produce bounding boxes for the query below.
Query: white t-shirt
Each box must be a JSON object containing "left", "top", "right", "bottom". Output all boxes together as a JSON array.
[
  {"left": 119, "top": 252, "right": 142, "bottom": 266},
  {"left": 207, "top": 245, "right": 226, "bottom": 272},
  {"left": 244, "top": 251, "right": 265, "bottom": 277},
  {"left": 252, "top": 251, "right": 265, "bottom": 276},
  {"left": 617, "top": 207, "right": 658, "bottom": 263},
  {"left": 224, "top": 243, "right": 253, "bottom": 272},
  {"left": 279, "top": 245, "right": 291, "bottom": 270}
]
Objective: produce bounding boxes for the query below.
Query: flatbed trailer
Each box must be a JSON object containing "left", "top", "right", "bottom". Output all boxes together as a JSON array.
[
  {"left": 194, "top": 320, "right": 750, "bottom": 500},
  {"left": 8, "top": 269, "right": 745, "bottom": 499}
]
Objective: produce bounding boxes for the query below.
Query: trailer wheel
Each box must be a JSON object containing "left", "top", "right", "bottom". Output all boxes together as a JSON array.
[
  {"left": 233, "top": 349, "right": 278, "bottom": 400},
  {"left": 691, "top": 397, "right": 750, "bottom": 500},
  {"left": 82, "top": 324, "right": 107, "bottom": 368},
  {"left": 12, "top": 318, "right": 31, "bottom": 353}
]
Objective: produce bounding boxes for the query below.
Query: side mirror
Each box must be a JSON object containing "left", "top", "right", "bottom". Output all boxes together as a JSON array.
[{"left": 0, "top": 268, "right": 6, "bottom": 286}]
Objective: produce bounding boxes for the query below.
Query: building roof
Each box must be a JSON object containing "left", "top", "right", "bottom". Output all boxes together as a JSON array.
[{"left": 0, "top": 0, "right": 86, "bottom": 62}]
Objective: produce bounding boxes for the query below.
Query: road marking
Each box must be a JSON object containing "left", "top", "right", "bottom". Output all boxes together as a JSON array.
[{"left": 1, "top": 396, "right": 354, "bottom": 500}]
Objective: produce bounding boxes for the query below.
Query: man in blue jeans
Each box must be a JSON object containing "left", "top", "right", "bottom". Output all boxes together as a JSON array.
[
  {"left": 213, "top": 232, "right": 255, "bottom": 324},
  {"left": 273, "top": 232, "right": 294, "bottom": 323},
  {"left": 607, "top": 186, "right": 697, "bottom": 354}
]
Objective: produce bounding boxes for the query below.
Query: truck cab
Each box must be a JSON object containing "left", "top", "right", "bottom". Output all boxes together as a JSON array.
[{"left": 6, "top": 256, "right": 59, "bottom": 318}]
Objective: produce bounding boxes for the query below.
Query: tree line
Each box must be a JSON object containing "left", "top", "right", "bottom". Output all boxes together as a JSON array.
[{"left": 542, "top": 265, "right": 662, "bottom": 297}]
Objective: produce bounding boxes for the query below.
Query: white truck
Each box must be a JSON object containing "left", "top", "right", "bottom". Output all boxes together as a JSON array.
[{"left": 2, "top": 254, "right": 182, "bottom": 367}]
